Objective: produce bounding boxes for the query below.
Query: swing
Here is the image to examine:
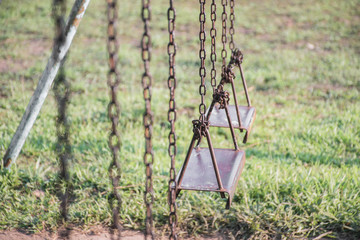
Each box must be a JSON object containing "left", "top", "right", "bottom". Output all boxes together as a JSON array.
[
  {"left": 206, "top": 0, "right": 256, "bottom": 144},
  {"left": 207, "top": 48, "right": 256, "bottom": 144},
  {"left": 3, "top": 0, "right": 256, "bottom": 238},
  {"left": 175, "top": 0, "right": 255, "bottom": 209}
]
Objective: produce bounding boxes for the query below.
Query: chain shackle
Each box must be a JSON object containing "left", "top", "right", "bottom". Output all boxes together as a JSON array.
[
  {"left": 167, "top": 0, "right": 178, "bottom": 239},
  {"left": 106, "top": 0, "right": 122, "bottom": 236},
  {"left": 141, "top": 0, "right": 155, "bottom": 239}
]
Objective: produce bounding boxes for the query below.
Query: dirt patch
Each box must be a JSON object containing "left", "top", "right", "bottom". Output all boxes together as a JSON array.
[
  {"left": 0, "top": 38, "right": 51, "bottom": 73},
  {"left": 0, "top": 229, "right": 144, "bottom": 240},
  {"left": 0, "top": 57, "right": 28, "bottom": 73},
  {"left": 25, "top": 38, "right": 51, "bottom": 57},
  {"left": 0, "top": 228, "right": 222, "bottom": 240},
  {"left": 2, "top": 38, "right": 51, "bottom": 56}
]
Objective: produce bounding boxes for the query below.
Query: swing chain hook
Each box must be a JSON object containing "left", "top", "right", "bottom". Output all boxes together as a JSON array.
[
  {"left": 213, "top": 88, "right": 230, "bottom": 109},
  {"left": 230, "top": 48, "right": 244, "bottom": 65},
  {"left": 221, "top": 65, "right": 235, "bottom": 85},
  {"left": 192, "top": 120, "right": 209, "bottom": 140}
]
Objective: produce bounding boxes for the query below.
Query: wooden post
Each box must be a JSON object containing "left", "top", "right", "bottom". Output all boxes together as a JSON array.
[{"left": 2, "top": 0, "right": 91, "bottom": 170}]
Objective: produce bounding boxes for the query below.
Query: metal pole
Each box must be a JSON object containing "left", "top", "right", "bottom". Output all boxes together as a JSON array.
[
  {"left": 205, "top": 128, "right": 224, "bottom": 191},
  {"left": 238, "top": 63, "right": 251, "bottom": 107},
  {"left": 2, "top": 0, "right": 91, "bottom": 170}
]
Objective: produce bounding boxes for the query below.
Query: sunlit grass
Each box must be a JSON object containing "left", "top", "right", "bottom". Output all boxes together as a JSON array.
[{"left": 0, "top": 0, "right": 359, "bottom": 238}]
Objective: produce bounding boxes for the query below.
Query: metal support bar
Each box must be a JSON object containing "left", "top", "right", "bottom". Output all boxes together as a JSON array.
[
  {"left": 224, "top": 103, "right": 239, "bottom": 150},
  {"left": 204, "top": 129, "right": 224, "bottom": 191},
  {"left": 176, "top": 134, "right": 197, "bottom": 196},
  {"left": 230, "top": 77, "right": 243, "bottom": 130},
  {"left": 238, "top": 63, "right": 251, "bottom": 107},
  {"left": 2, "top": 0, "right": 91, "bottom": 170}
]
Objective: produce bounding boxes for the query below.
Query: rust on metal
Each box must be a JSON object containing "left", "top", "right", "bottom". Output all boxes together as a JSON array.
[{"left": 72, "top": 0, "right": 86, "bottom": 28}]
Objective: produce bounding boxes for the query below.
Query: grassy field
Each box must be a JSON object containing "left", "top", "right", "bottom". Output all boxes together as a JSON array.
[{"left": 1, "top": 0, "right": 360, "bottom": 239}]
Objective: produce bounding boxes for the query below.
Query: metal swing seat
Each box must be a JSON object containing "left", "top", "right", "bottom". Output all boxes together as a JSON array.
[
  {"left": 176, "top": 124, "right": 246, "bottom": 209},
  {"left": 175, "top": 1, "right": 255, "bottom": 209},
  {"left": 207, "top": 48, "right": 256, "bottom": 144}
]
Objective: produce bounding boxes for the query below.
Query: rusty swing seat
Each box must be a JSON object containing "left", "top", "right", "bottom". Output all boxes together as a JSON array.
[
  {"left": 176, "top": 147, "right": 245, "bottom": 209},
  {"left": 176, "top": 118, "right": 246, "bottom": 209},
  {"left": 208, "top": 104, "right": 256, "bottom": 143},
  {"left": 207, "top": 49, "right": 256, "bottom": 143}
]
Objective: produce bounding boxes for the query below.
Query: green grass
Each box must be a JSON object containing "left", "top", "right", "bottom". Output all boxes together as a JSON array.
[{"left": 0, "top": 0, "right": 359, "bottom": 238}]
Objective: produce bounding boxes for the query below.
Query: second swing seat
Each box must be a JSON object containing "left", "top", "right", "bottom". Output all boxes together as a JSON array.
[{"left": 208, "top": 104, "right": 256, "bottom": 143}]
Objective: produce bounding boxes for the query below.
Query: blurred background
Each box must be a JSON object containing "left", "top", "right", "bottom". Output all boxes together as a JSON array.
[{"left": 0, "top": 0, "right": 359, "bottom": 239}]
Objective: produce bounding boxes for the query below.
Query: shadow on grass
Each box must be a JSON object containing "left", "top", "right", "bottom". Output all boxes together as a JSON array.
[{"left": 247, "top": 148, "right": 360, "bottom": 167}]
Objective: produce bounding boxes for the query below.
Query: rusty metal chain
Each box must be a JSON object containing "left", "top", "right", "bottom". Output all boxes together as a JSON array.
[
  {"left": 221, "top": 0, "right": 228, "bottom": 72},
  {"left": 229, "top": 0, "right": 235, "bottom": 51},
  {"left": 141, "top": 0, "right": 155, "bottom": 239},
  {"left": 192, "top": 119, "right": 209, "bottom": 140},
  {"left": 167, "top": 0, "right": 178, "bottom": 239},
  {"left": 220, "top": 63, "right": 235, "bottom": 85},
  {"left": 199, "top": 0, "right": 207, "bottom": 122},
  {"left": 210, "top": 0, "right": 217, "bottom": 92},
  {"left": 214, "top": 88, "right": 230, "bottom": 109},
  {"left": 54, "top": 66, "right": 71, "bottom": 221},
  {"left": 106, "top": 0, "right": 122, "bottom": 237},
  {"left": 230, "top": 48, "right": 243, "bottom": 65},
  {"left": 52, "top": 0, "right": 71, "bottom": 227}
]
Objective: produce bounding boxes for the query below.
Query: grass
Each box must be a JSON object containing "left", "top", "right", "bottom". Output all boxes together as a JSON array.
[{"left": 0, "top": 0, "right": 359, "bottom": 239}]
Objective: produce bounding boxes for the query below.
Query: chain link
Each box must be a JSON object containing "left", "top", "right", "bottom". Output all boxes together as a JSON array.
[
  {"left": 106, "top": 0, "right": 122, "bottom": 237},
  {"left": 167, "top": 0, "right": 178, "bottom": 239},
  {"left": 229, "top": 0, "right": 235, "bottom": 51},
  {"left": 54, "top": 66, "right": 71, "bottom": 221},
  {"left": 52, "top": 0, "right": 71, "bottom": 227},
  {"left": 199, "top": 0, "right": 206, "bottom": 122},
  {"left": 210, "top": 0, "right": 217, "bottom": 92},
  {"left": 221, "top": 0, "right": 228, "bottom": 72},
  {"left": 141, "top": 0, "right": 155, "bottom": 239}
]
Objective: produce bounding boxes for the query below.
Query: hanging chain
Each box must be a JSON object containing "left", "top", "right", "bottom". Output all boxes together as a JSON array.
[
  {"left": 106, "top": 0, "right": 122, "bottom": 236},
  {"left": 54, "top": 66, "right": 71, "bottom": 219},
  {"left": 141, "top": 0, "right": 155, "bottom": 239},
  {"left": 199, "top": 0, "right": 206, "bottom": 122},
  {"left": 52, "top": 0, "right": 71, "bottom": 225},
  {"left": 229, "top": 0, "right": 235, "bottom": 51},
  {"left": 167, "top": 0, "right": 177, "bottom": 239},
  {"left": 221, "top": 0, "right": 228, "bottom": 72},
  {"left": 210, "top": 0, "right": 217, "bottom": 92}
]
